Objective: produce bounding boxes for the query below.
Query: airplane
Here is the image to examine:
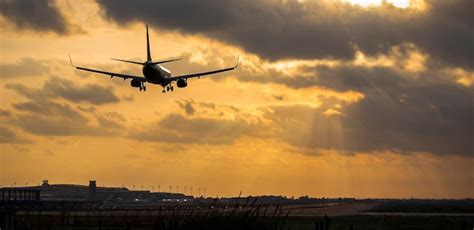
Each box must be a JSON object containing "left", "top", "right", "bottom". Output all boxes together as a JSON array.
[{"left": 70, "top": 24, "right": 238, "bottom": 93}]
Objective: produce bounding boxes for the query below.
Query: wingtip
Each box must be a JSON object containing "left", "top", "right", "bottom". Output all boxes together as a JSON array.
[
  {"left": 69, "top": 54, "right": 76, "bottom": 67},
  {"left": 235, "top": 55, "right": 240, "bottom": 68}
]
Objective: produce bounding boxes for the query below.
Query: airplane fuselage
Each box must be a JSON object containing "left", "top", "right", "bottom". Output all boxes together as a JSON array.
[{"left": 142, "top": 62, "right": 171, "bottom": 86}]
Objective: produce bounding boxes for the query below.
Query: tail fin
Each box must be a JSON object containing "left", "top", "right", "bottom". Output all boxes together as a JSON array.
[{"left": 146, "top": 24, "right": 152, "bottom": 62}]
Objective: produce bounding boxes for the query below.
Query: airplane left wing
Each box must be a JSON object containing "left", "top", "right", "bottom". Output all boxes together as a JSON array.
[
  {"left": 70, "top": 56, "right": 146, "bottom": 82},
  {"left": 168, "top": 57, "right": 239, "bottom": 81}
]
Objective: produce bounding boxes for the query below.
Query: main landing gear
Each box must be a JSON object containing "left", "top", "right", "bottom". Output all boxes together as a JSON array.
[
  {"left": 162, "top": 85, "right": 174, "bottom": 93},
  {"left": 139, "top": 82, "right": 146, "bottom": 91}
]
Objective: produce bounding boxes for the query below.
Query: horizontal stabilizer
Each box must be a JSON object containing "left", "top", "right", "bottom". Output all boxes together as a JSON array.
[
  {"left": 151, "top": 58, "right": 182, "bottom": 65},
  {"left": 111, "top": 58, "right": 144, "bottom": 65}
]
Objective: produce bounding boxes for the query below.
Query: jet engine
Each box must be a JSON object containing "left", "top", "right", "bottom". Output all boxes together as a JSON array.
[
  {"left": 177, "top": 78, "right": 188, "bottom": 88},
  {"left": 131, "top": 79, "right": 142, "bottom": 88}
]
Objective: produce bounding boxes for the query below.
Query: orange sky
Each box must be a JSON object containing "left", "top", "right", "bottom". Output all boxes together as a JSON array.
[{"left": 0, "top": 0, "right": 473, "bottom": 198}]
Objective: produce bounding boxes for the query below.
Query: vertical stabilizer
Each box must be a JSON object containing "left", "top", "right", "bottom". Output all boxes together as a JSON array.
[{"left": 146, "top": 24, "right": 152, "bottom": 62}]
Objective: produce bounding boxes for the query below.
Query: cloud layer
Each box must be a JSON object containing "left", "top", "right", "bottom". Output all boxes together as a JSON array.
[
  {"left": 3, "top": 76, "right": 124, "bottom": 137},
  {"left": 6, "top": 76, "right": 120, "bottom": 105},
  {"left": 131, "top": 97, "right": 473, "bottom": 156},
  {"left": 0, "top": 0, "right": 71, "bottom": 33},
  {"left": 97, "top": 0, "right": 473, "bottom": 70}
]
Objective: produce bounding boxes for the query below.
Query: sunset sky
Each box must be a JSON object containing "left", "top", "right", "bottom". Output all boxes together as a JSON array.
[{"left": 0, "top": 0, "right": 472, "bottom": 198}]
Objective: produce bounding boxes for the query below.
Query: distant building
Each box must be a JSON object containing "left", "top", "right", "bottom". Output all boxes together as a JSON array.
[
  {"left": 0, "top": 189, "right": 40, "bottom": 201},
  {"left": 1, "top": 180, "right": 191, "bottom": 204},
  {"left": 88, "top": 181, "right": 96, "bottom": 201}
]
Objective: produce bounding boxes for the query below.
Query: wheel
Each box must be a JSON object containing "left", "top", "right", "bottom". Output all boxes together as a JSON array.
[
  {"left": 162, "top": 90, "right": 166, "bottom": 93},
  {"left": 171, "top": 86, "right": 174, "bottom": 92},
  {"left": 144, "top": 86, "right": 147, "bottom": 91}
]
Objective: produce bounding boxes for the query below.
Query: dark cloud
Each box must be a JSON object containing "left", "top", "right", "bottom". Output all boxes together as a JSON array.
[
  {"left": 264, "top": 96, "right": 473, "bottom": 156},
  {"left": 12, "top": 100, "right": 87, "bottom": 121},
  {"left": 42, "top": 77, "right": 120, "bottom": 105},
  {"left": 10, "top": 99, "right": 92, "bottom": 136},
  {"left": 9, "top": 99, "right": 121, "bottom": 136},
  {"left": 0, "top": 126, "right": 18, "bottom": 143},
  {"left": 250, "top": 63, "right": 474, "bottom": 156},
  {"left": 0, "top": 126, "right": 31, "bottom": 144},
  {"left": 4, "top": 83, "right": 38, "bottom": 99},
  {"left": 0, "top": 58, "right": 50, "bottom": 78},
  {"left": 130, "top": 114, "right": 254, "bottom": 144},
  {"left": 97, "top": 0, "right": 473, "bottom": 69},
  {"left": 6, "top": 76, "right": 120, "bottom": 105},
  {"left": 5, "top": 80, "right": 125, "bottom": 137},
  {"left": 77, "top": 105, "right": 97, "bottom": 113},
  {"left": 0, "top": 0, "right": 72, "bottom": 33},
  {"left": 0, "top": 109, "right": 12, "bottom": 117},
  {"left": 14, "top": 114, "right": 89, "bottom": 136},
  {"left": 177, "top": 100, "right": 195, "bottom": 116},
  {"left": 96, "top": 112, "right": 127, "bottom": 129},
  {"left": 310, "top": 65, "right": 402, "bottom": 91}
]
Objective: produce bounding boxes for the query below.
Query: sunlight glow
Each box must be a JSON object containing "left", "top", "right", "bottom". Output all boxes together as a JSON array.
[{"left": 344, "top": 0, "right": 411, "bottom": 8}]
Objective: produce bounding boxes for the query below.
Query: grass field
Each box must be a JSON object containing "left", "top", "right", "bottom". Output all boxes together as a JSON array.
[{"left": 4, "top": 200, "right": 474, "bottom": 229}]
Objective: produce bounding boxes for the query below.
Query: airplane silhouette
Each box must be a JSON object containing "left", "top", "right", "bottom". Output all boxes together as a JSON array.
[{"left": 70, "top": 25, "right": 238, "bottom": 93}]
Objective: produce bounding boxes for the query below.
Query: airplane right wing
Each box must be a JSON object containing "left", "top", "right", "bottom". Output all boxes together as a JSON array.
[
  {"left": 70, "top": 56, "right": 146, "bottom": 82},
  {"left": 168, "top": 57, "right": 239, "bottom": 81}
]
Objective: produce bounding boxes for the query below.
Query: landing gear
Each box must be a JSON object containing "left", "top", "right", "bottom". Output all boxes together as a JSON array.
[
  {"left": 163, "top": 84, "right": 174, "bottom": 93},
  {"left": 139, "top": 82, "right": 146, "bottom": 91}
]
